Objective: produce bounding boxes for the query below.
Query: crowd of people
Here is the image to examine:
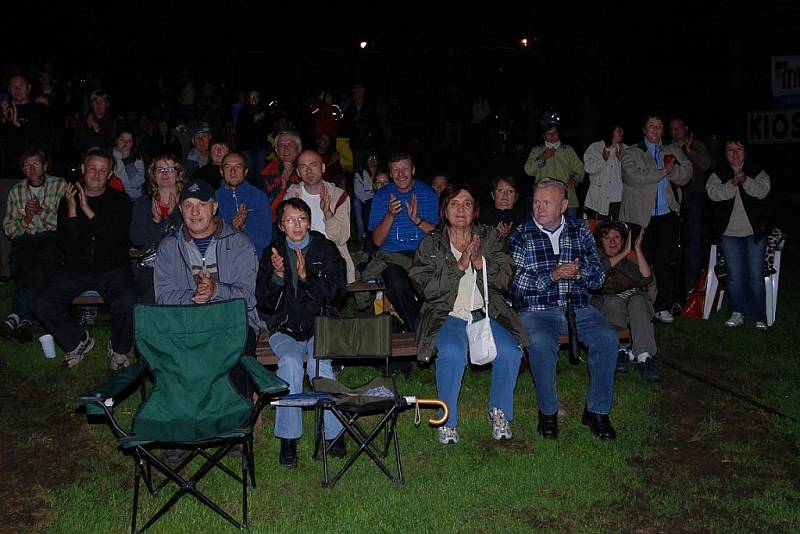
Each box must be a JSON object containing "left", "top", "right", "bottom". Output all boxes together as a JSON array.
[{"left": 1, "top": 69, "right": 776, "bottom": 468}]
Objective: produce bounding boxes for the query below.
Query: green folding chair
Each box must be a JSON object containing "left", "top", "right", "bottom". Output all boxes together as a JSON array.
[
  {"left": 311, "top": 315, "right": 447, "bottom": 487},
  {"left": 77, "top": 299, "right": 288, "bottom": 533}
]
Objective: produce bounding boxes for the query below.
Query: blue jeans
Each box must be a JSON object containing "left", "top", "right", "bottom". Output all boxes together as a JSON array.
[
  {"left": 434, "top": 316, "right": 522, "bottom": 428},
  {"left": 520, "top": 306, "right": 617, "bottom": 416},
  {"left": 720, "top": 235, "right": 767, "bottom": 322},
  {"left": 269, "top": 333, "right": 342, "bottom": 440}
]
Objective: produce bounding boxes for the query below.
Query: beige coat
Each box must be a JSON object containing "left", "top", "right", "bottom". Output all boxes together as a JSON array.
[
  {"left": 287, "top": 181, "right": 355, "bottom": 283},
  {"left": 619, "top": 142, "right": 693, "bottom": 227}
]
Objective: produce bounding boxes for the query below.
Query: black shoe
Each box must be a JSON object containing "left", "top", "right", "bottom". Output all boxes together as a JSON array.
[
  {"left": 537, "top": 410, "right": 558, "bottom": 439},
  {"left": 279, "top": 438, "right": 297, "bottom": 468},
  {"left": 636, "top": 357, "right": 660, "bottom": 383},
  {"left": 328, "top": 435, "right": 347, "bottom": 458},
  {"left": 0, "top": 316, "right": 18, "bottom": 339},
  {"left": 14, "top": 320, "right": 32, "bottom": 344},
  {"left": 581, "top": 408, "right": 616, "bottom": 441},
  {"left": 616, "top": 349, "right": 629, "bottom": 374}
]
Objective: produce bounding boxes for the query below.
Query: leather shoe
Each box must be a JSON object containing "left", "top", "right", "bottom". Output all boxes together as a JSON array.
[
  {"left": 581, "top": 408, "right": 616, "bottom": 441},
  {"left": 279, "top": 438, "right": 298, "bottom": 468},
  {"left": 315, "top": 434, "right": 348, "bottom": 460},
  {"left": 537, "top": 410, "right": 558, "bottom": 439}
]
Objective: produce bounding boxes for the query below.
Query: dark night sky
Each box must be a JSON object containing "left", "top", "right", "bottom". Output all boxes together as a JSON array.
[{"left": 4, "top": 2, "right": 800, "bottom": 188}]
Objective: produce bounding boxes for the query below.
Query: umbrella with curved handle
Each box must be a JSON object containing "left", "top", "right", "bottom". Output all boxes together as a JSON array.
[{"left": 404, "top": 397, "right": 449, "bottom": 426}]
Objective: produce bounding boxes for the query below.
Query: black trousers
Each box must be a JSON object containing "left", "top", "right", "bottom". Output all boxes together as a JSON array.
[
  {"left": 32, "top": 267, "right": 136, "bottom": 354},
  {"left": 381, "top": 257, "right": 420, "bottom": 333},
  {"left": 634, "top": 212, "right": 680, "bottom": 313},
  {"left": 8, "top": 232, "right": 61, "bottom": 322}
]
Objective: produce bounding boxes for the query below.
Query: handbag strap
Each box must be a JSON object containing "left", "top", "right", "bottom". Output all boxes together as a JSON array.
[{"left": 469, "top": 256, "right": 489, "bottom": 320}]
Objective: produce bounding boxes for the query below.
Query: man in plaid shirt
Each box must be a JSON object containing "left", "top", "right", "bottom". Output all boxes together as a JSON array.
[
  {"left": 507, "top": 180, "right": 618, "bottom": 441},
  {"left": 1, "top": 148, "right": 65, "bottom": 342}
]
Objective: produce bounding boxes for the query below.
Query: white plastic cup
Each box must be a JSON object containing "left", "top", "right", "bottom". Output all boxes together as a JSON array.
[{"left": 39, "top": 334, "right": 56, "bottom": 359}]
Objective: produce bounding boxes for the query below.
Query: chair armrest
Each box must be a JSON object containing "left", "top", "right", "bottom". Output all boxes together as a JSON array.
[
  {"left": 76, "top": 363, "right": 144, "bottom": 415},
  {"left": 241, "top": 356, "right": 289, "bottom": 395}
]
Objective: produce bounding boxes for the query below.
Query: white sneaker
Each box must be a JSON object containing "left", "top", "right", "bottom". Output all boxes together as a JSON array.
[
  {"left": 654, "top": 310, "right": 674, "bottom": 324},
  {"left": 62, "top": 331, "right": 96, "bottom": 368},
  {"left": 725, "top": 312, "right": 744, "bottom": 328},
  {"left": 487, "top": 407, "right": 512, "bottom": 440},
  {"left": 438, "top": 426, "right": 459, "bottom": 445},
  {"left": 755, "top": 321, "right": 768, "bottom": 330},
  {"left": 107, "top": 341, "right": 131, "bottom": 371}
]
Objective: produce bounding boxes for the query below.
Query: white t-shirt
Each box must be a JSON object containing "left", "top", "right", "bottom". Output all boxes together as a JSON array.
[{"left": 299, "top": 186, "right": 327, "bottom": 237}]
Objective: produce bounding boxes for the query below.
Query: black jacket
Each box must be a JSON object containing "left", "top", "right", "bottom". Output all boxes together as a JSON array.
[
  {"left": 256, "top": 231, "right": 346, "bottom": 340},
  {"left": 710, "top": 158, "right": 771, "bottom": 241}
]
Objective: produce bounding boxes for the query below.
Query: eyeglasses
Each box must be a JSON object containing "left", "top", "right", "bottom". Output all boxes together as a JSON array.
[
  {"left": 155, "top": 166, "right": 177, "bottom": 174},
  {"left": 282, "top": 216, "right": 309, "bottom": 226}
]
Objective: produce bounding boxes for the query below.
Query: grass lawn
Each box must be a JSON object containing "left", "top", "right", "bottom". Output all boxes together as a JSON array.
[{"left": 1, "top": 247, "right": 799, "bottom": 533}]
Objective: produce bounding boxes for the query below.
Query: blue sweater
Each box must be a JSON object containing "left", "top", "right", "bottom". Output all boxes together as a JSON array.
[{"left": 215, "top": 180, "right": 272, "bottom": 257}]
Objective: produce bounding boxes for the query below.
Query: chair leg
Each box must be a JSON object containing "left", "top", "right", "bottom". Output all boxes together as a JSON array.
[
  {"left": 246, "top": 435, "right": 257, "bottom": 489},
  {"left": 242, "top": 446, "right": 248, "bottom": 529},
  {"left": 392, "top": 414, "right": 404, "bottom": 484},
  {"left": 131, "top": 462, "right": 141, "bottom": 534}
]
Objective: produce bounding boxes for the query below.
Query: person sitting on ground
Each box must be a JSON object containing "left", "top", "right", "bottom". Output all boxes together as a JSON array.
[
  {"left": 1, "top": 149, "right": 66, "bottom": 343},
  {"left": 214, "top": 152, "right": 272, "bottom": 258},
  {"left": 286, "top": 149, "right": 354, "bottom": 283},
  {"left": 409, "top": 184, "right": 527, "bottom": 445},
  {"left": 130, "top": 154, "right": 187, "bottom": 304},
  {"left": 32, "top": 148, "right": 135, "bottom": 370},
  {"left": 154, "top": 178, "right": 261, "bottom": 391},
  {"left": 256, "top": 198, "right": 347, "bottom": 469},
  {"left": 192, "top": 135, "right": 230, "bottom": 189},
  {"left": 111, "top": 127, "right": 146, "bottom": 201},
  {"left": 479, "top": 176, "right": 530, "bottom": 240},
  {"left": 592, "top": 220, "right": 659, "bottom": 382}
]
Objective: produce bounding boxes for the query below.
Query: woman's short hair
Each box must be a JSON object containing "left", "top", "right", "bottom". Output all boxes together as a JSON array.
[
  {"left": 593, "top": 220, "right": 629, "bottom": 249},
  {"left": 491, "top": 176, "right": 518, "bottom": 192},
  {"left": 439, "top": 183, "right": 479, "bottom": 225},
  {"left": 277, "top": 197, "right": 312, "bottom": 225},
  {"left": 146, "top": 153, "right": 187, "bottom": 200}
]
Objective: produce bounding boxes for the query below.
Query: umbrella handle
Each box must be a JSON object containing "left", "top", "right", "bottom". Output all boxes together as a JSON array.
[{"left": 413, "top": 398, "right": 449, "bottom": 426}]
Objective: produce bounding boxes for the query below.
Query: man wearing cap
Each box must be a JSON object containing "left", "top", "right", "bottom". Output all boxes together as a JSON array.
[
  {"left": 215, "top": 152, "right": 272, "bottom": 258},
  {"left": 154, "top": 178, "right": 260, "bottom": 355},
  {"left": 183, "top": 123, "right": 212, "bottom": 178},
  {"left": 32, "top": 148, "right": 135, "bottom": 370}
]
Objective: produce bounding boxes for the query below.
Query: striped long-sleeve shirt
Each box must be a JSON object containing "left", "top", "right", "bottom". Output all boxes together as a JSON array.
[{"left": 507, "top": 217, "right": 605, "bottom": 311}]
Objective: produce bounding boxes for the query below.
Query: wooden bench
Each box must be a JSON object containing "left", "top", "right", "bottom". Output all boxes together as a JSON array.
[{"left": 254, "top": 328, "right": 630, "bottom": 366}]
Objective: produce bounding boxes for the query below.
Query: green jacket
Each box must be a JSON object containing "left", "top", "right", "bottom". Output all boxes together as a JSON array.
[
  {"left": 523, "top": 144, "right": 585, "bottom": 207},
  {"left": 408, "top": 224, "right": 527, "bottom": 363}
]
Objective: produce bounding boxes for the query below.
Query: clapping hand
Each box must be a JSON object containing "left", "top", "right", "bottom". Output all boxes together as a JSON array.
[
  {"left": 271, "top": 247, "right": 285, "bottom": 278},
  {"left": 192, "top": 271, "right": 217, "bottom": 304},
  {"left": 404, "top": 193, "right": 419, "bottom": 224},
  {"left": 295, "top": 248, "right": 307, "bottom": 280},
  {"left": 232, "top": 203, "right": 248, "bottom": 230},
  {"left": 496, "top": 221, "right": 512, "bottom": 238},
  {"left": 553, "top": 258, "right": 580, "bottom": 280}
]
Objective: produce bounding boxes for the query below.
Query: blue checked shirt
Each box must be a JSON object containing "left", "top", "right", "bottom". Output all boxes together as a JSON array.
[{"left": 507, "top": 217, "right": 605, "bottom": 311}]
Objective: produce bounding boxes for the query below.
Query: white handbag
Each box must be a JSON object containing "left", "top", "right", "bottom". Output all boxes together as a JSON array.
[{"left": 466, "top": 256, "right": 497, "bottom": 365}]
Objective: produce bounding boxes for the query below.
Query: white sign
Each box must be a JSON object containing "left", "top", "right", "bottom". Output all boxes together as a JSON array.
[
  {"left": 772, "top": 56, "right": 800, "bottom": 98},
  {"left": 747, "top": 108, "right": 800, "bottom": 144}
]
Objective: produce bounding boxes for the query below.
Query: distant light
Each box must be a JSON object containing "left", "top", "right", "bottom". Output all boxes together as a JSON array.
[
  {"left": 360, "top": 41, "right": 368, "bottom": 49},
  {"left": 521, "top": 38, "right": 528, "bottom": 47}
]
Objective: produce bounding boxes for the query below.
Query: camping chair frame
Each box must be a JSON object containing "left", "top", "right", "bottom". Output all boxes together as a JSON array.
[{"left": 77, "top": 301, "right": 288, "bottom": 533}]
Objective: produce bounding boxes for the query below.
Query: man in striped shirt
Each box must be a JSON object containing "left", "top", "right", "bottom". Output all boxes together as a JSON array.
[{"left": 507, "top": 180, "right": 618, "bottom": 441}]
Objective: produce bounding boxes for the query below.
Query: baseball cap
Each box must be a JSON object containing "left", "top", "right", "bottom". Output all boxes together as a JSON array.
[{"left": 179, "top": 179, "right": 215, "bottom": 202}]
